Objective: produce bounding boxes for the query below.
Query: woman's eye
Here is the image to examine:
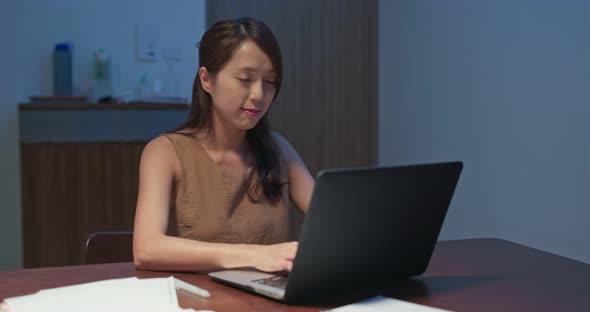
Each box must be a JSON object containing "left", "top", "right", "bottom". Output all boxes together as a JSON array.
[
  {"left": 238, "top": 77, "right": 252, "bottom": 83},
  {"left": 264, "top": 80, "right": 276, "bottom": 86}
]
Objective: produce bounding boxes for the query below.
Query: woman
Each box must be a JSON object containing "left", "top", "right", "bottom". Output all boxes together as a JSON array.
[{"left": 133, "top": 17, "right": 315, "bottom": 273}]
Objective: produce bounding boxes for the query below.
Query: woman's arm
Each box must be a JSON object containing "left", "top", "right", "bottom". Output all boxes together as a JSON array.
[
  {"left": 133, "top": 136, "right": 298, "bottom": 272},
  {"left": 272, "top": 133, "right": 315, "bottom": 215}
]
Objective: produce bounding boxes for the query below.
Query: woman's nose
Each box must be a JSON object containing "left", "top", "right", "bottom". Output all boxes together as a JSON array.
[{"left": 250, "top": 81, "right": 264, "bottom": 103}]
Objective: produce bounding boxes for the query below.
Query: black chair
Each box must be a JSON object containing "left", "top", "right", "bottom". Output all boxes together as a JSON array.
[{"left": 84, "top": 231, "right": 134, "bottom": 264}]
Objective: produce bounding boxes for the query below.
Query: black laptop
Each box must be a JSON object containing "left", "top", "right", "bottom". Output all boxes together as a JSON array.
[{"left": 209, "top": 161, "right": 463, "bottom": 303}]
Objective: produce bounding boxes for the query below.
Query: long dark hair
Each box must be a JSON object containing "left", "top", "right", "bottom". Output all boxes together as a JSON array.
[{"left": 174, "top": 17, "right": 284, "bottom": 201}]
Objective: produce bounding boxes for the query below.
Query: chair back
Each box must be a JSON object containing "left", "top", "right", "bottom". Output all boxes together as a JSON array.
[{"left": 85, "top": 231, "right": 133, "bottom": 264}]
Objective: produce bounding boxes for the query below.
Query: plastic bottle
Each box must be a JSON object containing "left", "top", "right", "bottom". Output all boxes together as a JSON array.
[
  {"left": 92, "top": 48, "right": 112, "bottom": 102},
  {"left": 53, "top": 43, "right": 73, "bottom": 96}
]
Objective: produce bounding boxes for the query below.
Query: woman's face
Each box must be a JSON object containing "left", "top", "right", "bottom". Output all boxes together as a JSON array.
[{"left": 203, "top": 40, "right": 277, "bottom": 131}]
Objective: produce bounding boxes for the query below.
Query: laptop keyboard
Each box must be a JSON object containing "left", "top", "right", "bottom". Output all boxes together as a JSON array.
[{"left": 252, "top": 276, "right": 288, "bottom": 289}]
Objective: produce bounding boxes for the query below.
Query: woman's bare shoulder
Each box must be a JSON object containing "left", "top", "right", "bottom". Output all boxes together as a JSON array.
[
  {"left": 270, "top": 131, "right": 291, "bottom": 149},
  {"left": 270, "top": 131, "right": 299, "bottom": 162},
  {"left": 144, "top": 135, "right": 176, "bottom": 155},
  {"left": 141, "top": 135, "right": 180, "bottom": 172}
]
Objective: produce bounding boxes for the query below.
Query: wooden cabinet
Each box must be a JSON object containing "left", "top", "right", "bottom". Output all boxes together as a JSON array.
[
  {"left": 19, "top": 103, "right": 188, "bottom": 268},
  {"left": 21, "top": 143, "right": 145, "bottom": 267}
]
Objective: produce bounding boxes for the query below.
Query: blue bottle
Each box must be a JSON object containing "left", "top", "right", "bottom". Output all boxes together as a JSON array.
[{"left": 53, "top": 43, "right": 73, "bottom": 96}]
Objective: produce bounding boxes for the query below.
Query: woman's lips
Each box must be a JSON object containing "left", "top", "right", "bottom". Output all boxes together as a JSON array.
[{"left": 241, "top": 108, "right": 261, "bottom": 117}]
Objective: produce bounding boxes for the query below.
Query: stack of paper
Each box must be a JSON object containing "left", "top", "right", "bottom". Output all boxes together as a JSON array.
[{"left": 1, "top": 276, "right": 209, "bottom": 312}]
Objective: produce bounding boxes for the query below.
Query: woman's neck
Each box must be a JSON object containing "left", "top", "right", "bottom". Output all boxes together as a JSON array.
[
  {"left": 205, "top": 119, "right": 245, "bottom": 152},
  {"left": 205, "top": 130, "right": 246, "bottom": 154},
  {"left": 203, "top": 132, "right": 250, "bottom": 168}
]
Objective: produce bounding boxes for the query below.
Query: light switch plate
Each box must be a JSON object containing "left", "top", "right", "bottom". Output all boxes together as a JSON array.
[{"left": 136, "top": 24, "right": 160, "bottom": 62}]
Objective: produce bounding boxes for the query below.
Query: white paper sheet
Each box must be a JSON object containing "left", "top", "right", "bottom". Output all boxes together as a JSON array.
[
  {"left": 323, "top": 296, "right": 453, "bottom": 312},
  {"left": 2, "top": 276, "right": 207, "bottom": 312}
]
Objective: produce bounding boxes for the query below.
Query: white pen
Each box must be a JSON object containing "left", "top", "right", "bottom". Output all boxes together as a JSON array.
[{"left": 173, "top": 277, "right": 211, "bottom": 298}]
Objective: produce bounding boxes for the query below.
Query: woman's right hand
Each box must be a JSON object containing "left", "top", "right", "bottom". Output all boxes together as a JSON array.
[{"left": 249, "top": 241, "right": 299, "bottom": 272}]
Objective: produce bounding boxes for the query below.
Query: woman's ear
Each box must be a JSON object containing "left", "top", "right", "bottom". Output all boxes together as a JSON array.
[{"left": 199, "top": 67, "right": 214, "bottom": 93}]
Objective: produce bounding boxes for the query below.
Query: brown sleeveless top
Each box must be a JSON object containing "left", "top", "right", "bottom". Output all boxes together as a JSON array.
[{"left": 162, "top": 133, "right": 289, "bottom": 245}]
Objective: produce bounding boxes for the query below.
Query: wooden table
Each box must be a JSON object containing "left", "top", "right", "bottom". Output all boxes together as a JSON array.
[{"left": 1, "top": 238, "right": 589, "bottom": 311}]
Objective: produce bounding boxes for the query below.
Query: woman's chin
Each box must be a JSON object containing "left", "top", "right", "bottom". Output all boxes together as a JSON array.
[
  {"left": 235, "top": 117, "right": 262, "bottom": 130},
  {"left": 244, "top": 122, "right": 259, "bottom": 130}
]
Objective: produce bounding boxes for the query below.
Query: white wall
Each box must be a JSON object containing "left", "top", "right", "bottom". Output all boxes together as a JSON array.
[
  {"left": 0, "top": 0, "right": 205, "bottom": 269},
  {"left": 379, "top": 0, "right": 590, "bottom": 263},
  {"left": 0, "top": 2, "right": 23, "bottom": 270},
  {"left": 15, "top": 0, "right": 205, "bottom": 101}
]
